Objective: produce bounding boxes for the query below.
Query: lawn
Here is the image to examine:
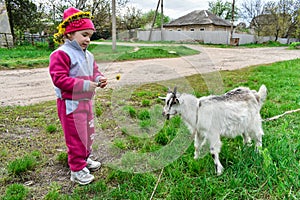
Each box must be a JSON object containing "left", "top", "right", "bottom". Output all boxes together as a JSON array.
[
  {"left": 0, "top": 57, "right": 299, "bottom": 199},
  {"left": 0, "top": 42, "right": 199, "bottom": 70}
]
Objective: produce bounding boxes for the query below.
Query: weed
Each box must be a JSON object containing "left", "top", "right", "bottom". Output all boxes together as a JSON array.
[
  {"left": 46, "top": 124, "right": 57, "bottom": 133},
  {"left": 137, "top": 109, "right": 150, "bottom": 120},
  {"left": 44, "top": 182, "right": 61, "bottom": 200},
  {"left": 7, "top": 154, "right": 37, "bottom": 175},
  {"left": 57, "top": 152, "right": 68, "bottom": 167},
  {"left": 141, "top": 99, "right": 151, "bottom": 107},
  {"left": 2, "top": 183, "right": 28, "bottom": 200},
  {"left": 95, "top": 103, "right": 103, "bottom": 117},
  {"left": 128, "top": 106, "right": 137, "bottom": 118}
]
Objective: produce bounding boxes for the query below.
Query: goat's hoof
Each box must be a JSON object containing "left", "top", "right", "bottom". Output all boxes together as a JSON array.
[
  {"left": 216, "top": 166, "right": 224, "bottom": 176},
  {"left": 194, "top": 154, "right": 199, "bottom": 160}
]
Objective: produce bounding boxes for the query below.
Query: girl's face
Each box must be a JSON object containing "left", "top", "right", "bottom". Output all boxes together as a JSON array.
[{"left": 68, "top": 30, "right": 94, "bottom": 50}]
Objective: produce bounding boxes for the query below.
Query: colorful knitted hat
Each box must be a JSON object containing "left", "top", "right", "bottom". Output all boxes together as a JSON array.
[{"left": 53, "top": 7, "right": 95, "bottom": 44}]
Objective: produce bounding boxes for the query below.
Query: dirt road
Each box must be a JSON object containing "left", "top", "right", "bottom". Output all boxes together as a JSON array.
[{"left": 1, "top": 45, "right": 300, "bottom": 107}]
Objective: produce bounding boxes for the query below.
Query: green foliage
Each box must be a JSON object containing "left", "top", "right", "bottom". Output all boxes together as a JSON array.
[
  {"left": 6, "top": 0, "right": 40, "bottom": 33},
  {"left": 95, "top": 103, "right": 103, "bottom": 117},
  {"left": 0, "top": 43, "right": 198, "bottom": 70},
  {"left": 57, "top": 152, "right": 68, "bottom": 167},
  {"left": 289, "top": 42, "right": 300, "bottom": 49},
  {"left": 44, "top": 182, "right": 61, "bottom": 200},
  {"left": 1, "top": 56, "right": 300, "bottom": 199},
  {"left": 46, "top": 124, "right": 57, "bottom": 133},
  {"left": 2, "top": 183, "right": 28, "bottom": 200},
  {"left": 208, "top": 0, "right": 239, "bottom": 20},
  {"left": 141, "top": 99, "right": 151, "bottom": 106},
  {"left": 7, "top": 154, "right": 37, "bottom": 175},
  {"left": 0, "top": 42, "right": 52, "bottom": 69},
  {"left": 137, "top": 109, "right": 150, "bottom": 120},
  {"left": 92, "top": 44, "right": 199, "bottom": 62},
  {"left": 117, "top": 48, "right": 178, "bottom": 60},
  {"left": 141, "top": 10, "right": 170, "bottom": 29},
  {"left": 123, "top": 105, "right": 137, "bottom": 118}
]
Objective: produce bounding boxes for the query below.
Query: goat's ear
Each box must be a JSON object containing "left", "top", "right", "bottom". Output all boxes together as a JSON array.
[
  {"left": 173, "top": 86, "right": 177, "bottom": 94},
  {"left": 158, "top": 96, "right": 166, "bottom": 101},
  {"left": 167, "top": 87, "right": 172, "bottom": 93}
]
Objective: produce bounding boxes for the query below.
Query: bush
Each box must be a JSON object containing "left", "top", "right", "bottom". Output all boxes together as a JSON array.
[{"left": 289, "top": 42, "right": 300, "bottom": 49}]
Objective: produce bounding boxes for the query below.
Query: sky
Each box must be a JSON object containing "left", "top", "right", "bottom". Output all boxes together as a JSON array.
[{"left": 127, "top": 0, "right": 211, "bottom": 20}]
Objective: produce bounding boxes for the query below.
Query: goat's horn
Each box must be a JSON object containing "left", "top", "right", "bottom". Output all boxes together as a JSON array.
[{"left": 173, "top": 86, "right": 177, "bottom": 94}]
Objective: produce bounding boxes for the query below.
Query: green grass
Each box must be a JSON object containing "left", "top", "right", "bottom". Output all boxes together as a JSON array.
[
  {"left": 0, "top": 58, "right": 300, "bottom": 198},
  {"left": 206, "top": 40, "right": 289, "bottom": 48},
  {"left": 2, "top": 183, "right": 29, "bottom": 200},
  {"left": 0, "top": 43, "right": 52, "bottom": 69},
  {"left": 0, "top": 43, "right": 199, "bottom": 70},
  {"left": 90, "top": 44, "right": 199, "bottom": 62}
]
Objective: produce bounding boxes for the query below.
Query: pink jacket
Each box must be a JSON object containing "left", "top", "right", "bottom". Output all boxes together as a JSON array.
[{"left": 49, "top": 40, "right": 104, "bottom": 100}]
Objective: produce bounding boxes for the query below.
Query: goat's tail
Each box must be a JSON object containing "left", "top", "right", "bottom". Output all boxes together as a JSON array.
[{"left": 258, "top": 84, "right": 267, "bottom": 106}]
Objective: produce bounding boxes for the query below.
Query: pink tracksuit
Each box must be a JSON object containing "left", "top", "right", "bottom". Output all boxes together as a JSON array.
[{"left": 49, "top": 40, "right": 104, "bottom": 171}]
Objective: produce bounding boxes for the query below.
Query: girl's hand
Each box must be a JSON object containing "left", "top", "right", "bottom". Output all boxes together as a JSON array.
[
  {"left": 97, "top": 77, "right": 108, "bottom": 88},
  {"left": 89, "top": 81, "right": 98, "bottom": 91}
]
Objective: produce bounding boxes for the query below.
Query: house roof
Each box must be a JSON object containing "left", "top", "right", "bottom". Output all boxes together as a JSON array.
[{"left": 164, "top": 10, "right": 232, "bottom": 27}]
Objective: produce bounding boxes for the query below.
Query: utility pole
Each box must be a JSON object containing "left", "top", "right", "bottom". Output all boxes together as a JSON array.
[
  {"left": 161, "top": 0, "right": 164, "bottom": 41},
  {"left": 148, "top": 0, "right": 160, "bottom": 41},
  {"left": 112, "top": 0, "right": 117, "bottom": 52},
  {"left": 230, "top": 0, "right": 235, "bottom": 45}
]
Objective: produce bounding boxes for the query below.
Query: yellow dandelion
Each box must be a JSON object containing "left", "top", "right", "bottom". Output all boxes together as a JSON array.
[{"left": 116, "top": 74, "right": 121, "bottom": 80}]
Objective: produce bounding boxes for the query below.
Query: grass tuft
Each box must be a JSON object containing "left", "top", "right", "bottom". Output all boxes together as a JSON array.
[
  {"left": 7, "top": 154, "right": 38, "bottom": 176},
  {"left": 2, "top": 183, "right": 28, "bottom": 200}
]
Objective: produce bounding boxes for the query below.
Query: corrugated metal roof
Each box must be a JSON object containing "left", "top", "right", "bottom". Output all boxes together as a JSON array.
[{"left": 164, "top": 10, "right": 232, "bottom": 27}]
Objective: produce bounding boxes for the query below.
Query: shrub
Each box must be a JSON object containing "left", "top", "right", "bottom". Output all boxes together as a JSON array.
[{"left": 289, "top": 42, "right": 300, "bottom": 49}]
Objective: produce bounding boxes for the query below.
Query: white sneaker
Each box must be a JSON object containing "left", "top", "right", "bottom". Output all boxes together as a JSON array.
[
  {"left": 70, "top": 167, "right": 94, "bottom": 185},
  {"left": 87, "top": 158, "right": 101, "bottom": 171}
]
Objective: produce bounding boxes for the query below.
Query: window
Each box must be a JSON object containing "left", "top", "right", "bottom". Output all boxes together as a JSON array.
[
  {"left": 190, "top": 28, "right": 195, "bottom": 31},
  {"left": 177, "top": 29, "right": 181, "bottom": 31},
  {"left": 200, "top": 28, "right": 205, "bottom": 31}
]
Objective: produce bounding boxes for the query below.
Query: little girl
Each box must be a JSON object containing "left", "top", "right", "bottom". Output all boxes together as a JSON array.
[{"left": 49, "top": 7, "right": 107, "bottom": 185}]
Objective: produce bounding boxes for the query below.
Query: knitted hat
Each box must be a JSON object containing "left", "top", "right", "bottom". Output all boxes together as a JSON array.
[{"left": 53, "top": 7, "right": 95, "bottom": 44}]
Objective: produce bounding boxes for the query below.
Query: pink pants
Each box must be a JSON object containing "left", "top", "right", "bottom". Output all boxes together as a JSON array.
[{"left": 57, "top": 99, "right": 95, "bottom": 172}]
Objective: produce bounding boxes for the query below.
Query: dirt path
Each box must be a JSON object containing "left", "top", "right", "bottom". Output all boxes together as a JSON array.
[{"left": 1, "top": 45, "right": 300, "bottom": 107}]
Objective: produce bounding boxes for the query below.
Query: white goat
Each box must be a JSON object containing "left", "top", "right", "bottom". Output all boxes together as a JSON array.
[{"left": 161, "top": 85, "right": 267, "bottom": 175}]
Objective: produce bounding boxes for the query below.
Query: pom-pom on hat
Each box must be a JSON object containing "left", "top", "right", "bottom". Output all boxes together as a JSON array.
[{"left": 53, "top": 7, "right": 95, "bottom": 44}]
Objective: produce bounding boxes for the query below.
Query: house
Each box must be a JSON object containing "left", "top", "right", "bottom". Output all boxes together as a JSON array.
[{"left": 163, "top": 10, "right": 233, "bottom": 32}]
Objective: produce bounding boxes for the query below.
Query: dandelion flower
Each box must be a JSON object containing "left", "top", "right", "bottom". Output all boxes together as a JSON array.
[{"left": 116, "top": 74, "right": 121, "bottom": 80}]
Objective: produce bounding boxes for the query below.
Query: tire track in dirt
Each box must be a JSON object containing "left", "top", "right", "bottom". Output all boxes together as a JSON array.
[{"left": 1, "top": 45, "right": 299, "bottom": 107}]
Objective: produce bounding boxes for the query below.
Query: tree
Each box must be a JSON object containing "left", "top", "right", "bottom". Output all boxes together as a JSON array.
[
  {"left": 5, "top": 0, "right": 40, "bottom": 37},
  {"left": 243, "top": 0, "right": 300, "bottom": 40},
  {"left": 140, "top": 10, "right": 170, "bottom": 29},
  {"left": 121, "top": 6, "right": 144, "bottom": 30},
  {"left": 240, "top": 0, "right": 267, "bottom": 36},
  {"left": 208, "top": 0, "right": 239, "bottom": 20}
]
